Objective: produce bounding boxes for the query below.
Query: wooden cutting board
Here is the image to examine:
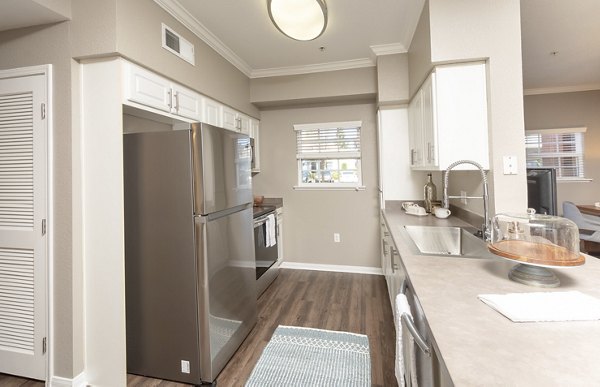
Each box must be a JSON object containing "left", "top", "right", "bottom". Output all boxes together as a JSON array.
[{"left": 488, "top": 240, "right": 585, "bottom": 267}]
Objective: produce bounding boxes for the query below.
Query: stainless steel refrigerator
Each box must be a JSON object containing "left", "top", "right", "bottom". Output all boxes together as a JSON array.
[{"left": 123, "top": 123, "right": 257, "bottom": 385}]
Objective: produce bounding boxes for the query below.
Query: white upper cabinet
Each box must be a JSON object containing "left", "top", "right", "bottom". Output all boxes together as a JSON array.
[
  {"left": 408, "top": 62, "right": 489, "bottom": 171},
  {"left": 125, "top": 62, "right": 201, "bottom": 120},
  {"left": 239, "top": 114, "right": 251, "bottom": 136},
  {"left": 123, "top": 60, "right": 260, "bottom": 168},
  {"left": 250, "top": 118, "right": 260, "bottom": 173},
  {"left": 222, "top": 106, "right": 251, "bottom": 134},
  {"left": 202, "top": 97, "right": 222, "bottom": 127},
  {"left": 222, "top": 105, "right": 238, "bottom": 131},
  {"left": 125, "top": 63, "right": 172, "bottom": 113},
  {"left": 171, "top": 83, "right": 201, "bottom": 120}
]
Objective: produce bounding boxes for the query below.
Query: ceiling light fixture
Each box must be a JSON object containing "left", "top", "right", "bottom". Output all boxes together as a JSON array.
[{"left": 267, "top": 0, "right": 328, "bottom": 41}]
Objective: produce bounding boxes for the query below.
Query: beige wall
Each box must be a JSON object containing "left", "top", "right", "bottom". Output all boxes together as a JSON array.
[
  {"left": 524, "top": 90, "right": 600, "bottom": 209},
  {"left": 71, "top": 0, "right": 117, "bottom": 59},
  {"left": 250, "top": 67, "right": 377, "bottom": 108},
  {"left": 408, "top": 1, "right": 432, "bottom": 99},
  {"left": 377, "top": 53, "right": 409, "bottom": 106},
  {"left": 71, "top": 0, "right": 258, "bottom": 118},
  {"left": 253, "top": 103, "right": 380, "bottom": 268},
  {"left": 0, "top": 22, "right": 76, "bottom": 378}
]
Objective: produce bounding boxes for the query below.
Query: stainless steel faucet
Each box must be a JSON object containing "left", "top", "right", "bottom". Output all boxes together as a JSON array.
[{"left": 442, "top": 160, "right": 490, "bottom": 241}]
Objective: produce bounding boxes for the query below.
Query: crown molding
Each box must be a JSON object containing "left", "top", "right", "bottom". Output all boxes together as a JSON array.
[
  {"left": 370, "top": 42, "right": 407, "bottom": 56},
  {"left": 523, "top": 83, "right": 600, "bottom": 96},
  {"left": 251, "top": 58, "right": 375, "bottom": 78},
  {"left": 153, "top": 0, "right": 252, "bottom": 77}
]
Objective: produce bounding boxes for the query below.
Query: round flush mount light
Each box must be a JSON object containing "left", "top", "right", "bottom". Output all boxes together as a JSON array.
[{"left": 267, "top": 0, "right": 328, "bottom": 41}]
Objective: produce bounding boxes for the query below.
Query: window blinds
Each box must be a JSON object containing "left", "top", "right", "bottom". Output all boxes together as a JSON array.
[
  {"left": 295, "top": 121, "right": 361, "bottom": 159},
  {"left": 525, "top": 130, "right": 585, "bottom": 178}
]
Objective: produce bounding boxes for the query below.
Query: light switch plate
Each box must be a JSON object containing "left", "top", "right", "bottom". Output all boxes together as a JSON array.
[{"left": 503, "top": 155, "right": 518, "bottom": 175}]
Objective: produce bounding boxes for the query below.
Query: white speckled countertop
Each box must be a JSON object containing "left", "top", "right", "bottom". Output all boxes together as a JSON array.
[{"left": 383, "top": 204, "right": 600, "bottom": 386}]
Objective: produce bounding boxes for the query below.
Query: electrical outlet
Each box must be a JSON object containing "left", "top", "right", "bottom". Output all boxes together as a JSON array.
[
  {"left": 461, "top": 191, "right": 468, "bottom": 205},
  {"left": 334, "top": 233, "right": 340, "bottom": 243},
  {"left": 181, "top": 360, "right": 190, "bottom": 374},
  {"left": 503, "top": 155, "right": 518, "bottom": 175}
]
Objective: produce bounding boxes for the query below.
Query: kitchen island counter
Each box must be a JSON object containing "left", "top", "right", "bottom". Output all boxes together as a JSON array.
[{"left": 383, "top": 203, "right": 600, "bottom": 386}]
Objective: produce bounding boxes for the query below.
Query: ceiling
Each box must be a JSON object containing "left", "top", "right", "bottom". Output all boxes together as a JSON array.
[
  {"left": 0, "top": 0, "right": 69, "bottom": 33},
  {"left": 520, "top": 0, "right": 600, "bottom": 93},
  {"left": 0, "top": 0, "right": 598, "bottom": 93},
  {"left": 166, "top": 0, "right": 423, "bottom": 78}
]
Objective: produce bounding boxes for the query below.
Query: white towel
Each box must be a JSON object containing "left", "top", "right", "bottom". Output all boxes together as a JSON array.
[
  {"left": 478, "top": 291, "right": 600, "bottom": 322},
  {"left": 265, "top": 214, "right": 276, "bottom": 247},
  {"left": 395, "top": 293, "right": 418, "bottom": 387}
]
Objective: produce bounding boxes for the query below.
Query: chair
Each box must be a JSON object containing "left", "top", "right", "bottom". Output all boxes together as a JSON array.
[{"left": 562, "top": 201, "right": 600, "bottom": 255}]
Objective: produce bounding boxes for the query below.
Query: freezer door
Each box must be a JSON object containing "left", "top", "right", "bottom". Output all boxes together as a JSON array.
[
  {"left": 124, "top": 130, "right": 201, "bottom": 384},
  {"left": 191, "top": 123, "right": 253, "bottom": 215},
  {"left": 195, "top": 207, "right": 257, "bottom": 382}
]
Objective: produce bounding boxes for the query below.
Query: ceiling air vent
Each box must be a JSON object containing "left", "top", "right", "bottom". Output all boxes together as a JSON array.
[{"left": 161, "top": 23, "right": 195, "bottom": 65}]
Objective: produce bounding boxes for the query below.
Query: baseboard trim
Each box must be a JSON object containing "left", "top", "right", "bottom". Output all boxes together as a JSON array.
[
  {"left": 50, "top": 372, "right": 87, "bottom": 387},
  {"left": 280, "top": 261, "right": 383, "bottom": 275}
]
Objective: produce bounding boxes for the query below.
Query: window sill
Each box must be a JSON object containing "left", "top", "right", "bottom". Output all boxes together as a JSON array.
[
  {"left": 293, "top": 185, "right": 366, "bottom": 191},
  {"left": 557, "top": 178, "right": 593, "bottom": 183}
]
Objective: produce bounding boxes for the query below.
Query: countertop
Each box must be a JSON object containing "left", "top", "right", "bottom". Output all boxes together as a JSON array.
[{"left": 382, "top": 204, "right": 600, "bottom": 386}]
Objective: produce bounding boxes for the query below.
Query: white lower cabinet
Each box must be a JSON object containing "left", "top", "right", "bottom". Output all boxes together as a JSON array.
[
  {"left": 381, "top": 215, "right": 406, "bottom": 306},
  {"left": 381, "top": 214, "right": 453, "bottom": 387}
]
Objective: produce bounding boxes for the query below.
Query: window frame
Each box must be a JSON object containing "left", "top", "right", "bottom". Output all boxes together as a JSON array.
[
  {"left": 293, "top": 121, "right": 365, "bottom": 190},
  {"left": 525, "top": 127, "right": 590, "bottom": 182}
]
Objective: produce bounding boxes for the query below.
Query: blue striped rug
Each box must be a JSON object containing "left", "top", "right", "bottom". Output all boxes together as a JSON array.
[{"left": 245, "top": 325, "right": 371, "bottom": 386}]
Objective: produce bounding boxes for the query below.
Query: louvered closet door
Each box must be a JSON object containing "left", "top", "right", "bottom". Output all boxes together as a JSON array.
[{"left": 0, "top": 73, "right": 47, "bottom": 380}]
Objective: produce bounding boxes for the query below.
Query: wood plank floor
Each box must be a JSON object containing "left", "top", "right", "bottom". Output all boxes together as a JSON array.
[{"left": 2, "top": 269, "right": 398, "bottom": 387}]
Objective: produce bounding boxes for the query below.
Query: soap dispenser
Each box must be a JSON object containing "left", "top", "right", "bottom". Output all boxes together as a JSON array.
[{"left": 424, "top": 173, "right": 437, "bottom": 213}]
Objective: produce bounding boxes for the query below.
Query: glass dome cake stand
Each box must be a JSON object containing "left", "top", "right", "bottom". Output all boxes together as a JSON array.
[{"left": 488, "top": 210, "right": 585, "bottom": 288}]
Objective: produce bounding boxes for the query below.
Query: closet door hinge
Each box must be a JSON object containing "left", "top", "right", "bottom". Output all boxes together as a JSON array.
[
  {"left": 42, "top": 337, "right": 47, "bottom": 354},
  {"left": 41, "top": 103, "right": 46, "bottom": 119},
  {"left": 42, "top": 219, "right": 46, "bottom": 236}
]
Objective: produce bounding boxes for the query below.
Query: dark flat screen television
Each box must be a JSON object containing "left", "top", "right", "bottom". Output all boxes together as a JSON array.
[{"left": 526, "top": 168, "right": 557, "bottom": 215}]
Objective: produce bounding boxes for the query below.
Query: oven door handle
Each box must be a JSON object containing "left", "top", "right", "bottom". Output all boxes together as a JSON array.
[{"left": 254, "top": 217, "right": 269, "bottom": 227}]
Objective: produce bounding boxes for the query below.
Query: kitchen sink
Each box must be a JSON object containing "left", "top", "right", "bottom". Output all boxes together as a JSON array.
[{"left": 403, "top": 225, "right": 492, "bottom": 259}]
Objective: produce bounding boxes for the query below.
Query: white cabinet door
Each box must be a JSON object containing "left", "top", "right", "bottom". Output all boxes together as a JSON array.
[
  {"left": 408, "top": 62, "right": 489, "bottom": 171},
  {"left": 126, "top": 63, "right": 172, "bottom": 113},
  {"left": 421, "top": 73, "right": 437, "bottom": 168},
  {"left": 171, "top": 84, "right": 201, "bottom": 120},
  {"left": 408, "top": 91, "right": 423, "bottom": 168},
  {"left": 239, "top": 114, "right": 251, "bottom": 135},
  {"left": 202, "top": 97, "right": 222, "bottom": 127},
  {"left": 250, "top": 119, "right": 260, "bottom": 173},
  {"left": 222, "top": 106, "right": 239, "bottom": 131}
]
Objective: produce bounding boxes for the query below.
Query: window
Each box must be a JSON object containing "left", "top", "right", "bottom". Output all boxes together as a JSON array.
[
  {"left": 525, "top": 127, "right": 587, "bottom": 180},
  {"left": 294, "top": 121, "right": 364, "bottom": 189}
]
